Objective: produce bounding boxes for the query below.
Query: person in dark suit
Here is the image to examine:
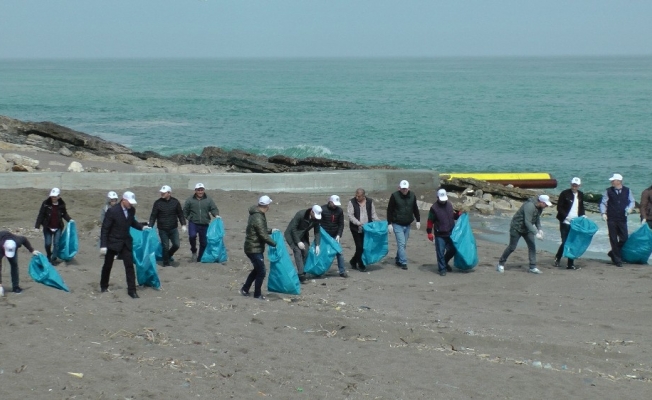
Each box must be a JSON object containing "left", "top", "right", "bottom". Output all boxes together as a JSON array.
[{"left": 100, "top": 191, "right": 148, "bottom": 298}]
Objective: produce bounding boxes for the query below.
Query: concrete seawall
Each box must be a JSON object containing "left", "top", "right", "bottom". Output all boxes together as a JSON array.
[{"left": 1, "top": 169, "right": 439, "bottom": 193}]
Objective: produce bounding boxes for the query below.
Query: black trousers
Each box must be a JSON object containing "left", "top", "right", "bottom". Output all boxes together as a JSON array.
[
  {"left": 350, "top": 227, "right": 365, "bottom": 267},
  {"left": 607, "top": 219, "right": 628, "bottom": 264},
  {"left": 100, "top": 246, "right": 136, "bottom": 292},
  {"left": 554, "top": 222, "right": 574, "bottom": 266}
]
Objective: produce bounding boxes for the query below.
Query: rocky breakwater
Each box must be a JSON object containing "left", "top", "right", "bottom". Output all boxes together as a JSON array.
[{"left": 0, "top": 115, "right": 393, "bottom": 174}]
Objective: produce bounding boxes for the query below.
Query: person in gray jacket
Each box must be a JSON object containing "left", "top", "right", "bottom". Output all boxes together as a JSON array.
[
  {"left": 183, "top": 183, "right": 219, "bottom": 262},
  {"left": 284, "top": 205, "right": 322, "bottom": 283},
  {"left": 496, "top": 195, "right": 552, "bottom": 274}
]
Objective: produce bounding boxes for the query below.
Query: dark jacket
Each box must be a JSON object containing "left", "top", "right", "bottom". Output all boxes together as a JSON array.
[
  {"left": 183, "top": 194, "right": 219, "bottom": 225},
  {"left": 149, "top": 197, "right": 186, "bottom": 231},
  {"left": 284, "top": 209, "right": 321, "bottom": 247},
  {"left": 244, "top": 205, "right": 276, "bottom": 254},
  {"left": 556, "top": 189, "right": 585, "bottom": 222},
  {"left": 348, "top": 197, "right": 375, "bottom": 231},
  {"left": 641, "top": 186, "right": 652, "bottom": 222},
  {"left": 100, "top": 204, "right": 145, "bottom": 252},
  {"left": 35, "top": 197, "right": 71, "bottom": 229},
  {"left": 320, "top": 204, "right": 344, "bottom": 238},
  {"left": 0, "top": 231, "right": 34, "bottom": 258},
  {"left": 387, "top": 190, "right": 420, "bottom": 226},
  {"left": 426, "top": 201, "right": 458, "bottom": 237},
  {"left": 604, "top": 186, "right": 631, "bottom": 222}
]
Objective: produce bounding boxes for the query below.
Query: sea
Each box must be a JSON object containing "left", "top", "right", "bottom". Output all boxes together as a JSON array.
[{"left": 1, "top": 57, "right": 651, "bottom": 259}]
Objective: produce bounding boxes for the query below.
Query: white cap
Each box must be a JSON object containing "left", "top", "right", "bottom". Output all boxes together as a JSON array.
[
  {"left": 437, "top": 189, "right": 448, "bottom": 201},
  {"left": 609, "top": 173, "right": 623, "bottom": 181},
  {"left": 160, "top": 185, "right": 172, "bottom": 193},
  {"left": 570, "top": 177, "right": 581, "bottom": 185},
  {"left": 312, "top": 205, "right": 322, "bottom": 219},
  {"left": 399, "top": 180, "right": 410, "bottom": 189},
  {"left": 329, "top": 195, "right": 341, "bottom": 206},
  {"left": 538, "top": 194, "right": 553, "bottom": 206},
  {"left": 107, "top": 191, "right": 119, "bottom": 200},
  {"left": 122, "top": 191, "right": 137, "bottom": 205},
  {"left": 258, "top": 195, "right": 272, "bottom": 206},
  {"left": 50, "top": 188, "right": 60, "bottom": 197},
  {"left": 3, "top": 239, "right": 16, "bottom": 258},
  {"left": 195, "top": 183, "right": 205, "bottom": 189}
]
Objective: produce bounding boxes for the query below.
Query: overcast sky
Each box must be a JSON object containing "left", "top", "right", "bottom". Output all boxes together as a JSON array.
[{"left": 1, "top": 0, "right": 650, "bottom": 59}]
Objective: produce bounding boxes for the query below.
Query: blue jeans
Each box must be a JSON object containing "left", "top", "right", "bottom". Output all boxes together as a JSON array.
[
  {"left": 44, "top": 229, "right": 62, "bottom": 261},
  {"left": 0, "top": 255, "right": 20, "bottom": 288},
  {"left": 243, "top": 253, "right": 266, "bottom": 298},
  {"left": 158, "top": 228, "right": 180, "bottom": 264},
  {"left": 392, "top": 223, "right": 411, "bottom": 265},
  {"left": 188, "top": 222, "right": 208, "bottom": 261},
  {"left": 435, "top": 236, "right": 457, "bottom": 272},
  {"left": 499, "top": 230, "right": 537, "bottom": 269},
  {"left": 334, "top": 252, "right": 346, "bottom": 274}
]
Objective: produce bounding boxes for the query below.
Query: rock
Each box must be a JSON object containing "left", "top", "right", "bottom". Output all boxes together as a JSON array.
[
  {"left": 67, "top": 161, "right": 84, "bottom": 172},
  {"left": 482, "top": 193, "right": 493, "bottom": 202},
  {"left": 0, "top": 155, "right": 9, "bottom": 172},
  {"left": 463, "top": 196, "right": 480, "bottom": 206},
  {"left": 12, "top": 164, "right": 33, "bottom": 172},
  {"left": 3, "top": 153, "right": 39, "bottom": 168},
  {"left": 447, "top": 192, "right": 459, "bottom": 198},
  {"left": 474, "top": 202, "right": 494, "bottom": 214},
  {"left": 268, "top": 155, "right": 298, "bottom": 166},
  {"left": 416, "top": 200, "right": 432, "bottom": 211},
  {"left": 493, "top": 199, "right": 513, "bottom": 211},
  {"left": 59, "top": 146, "right": 73, "bottom": 156},
  {"left": 475, "top": 189, "right": 483, "bottom": 198},
  {"left": 115, "top": 153, "right": 147, "bottom": 166}
]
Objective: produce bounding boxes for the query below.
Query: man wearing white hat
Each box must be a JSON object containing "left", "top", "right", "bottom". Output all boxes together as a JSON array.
[
  {"left": 426, "top": 189, "right": 460, "bottom": 276},
  {"left": 496, "top": 194, "right": 553, "bottom": 274},
  {"left": 599, "top": 173, "right": 635, "bottom": 268},
  {"left": 320, "top": 195, "right": 348, "bottom": 277},
  {"left": 284, "top": 205, "right": 322, "bottom": 283},
  {"left": 183, "top": 183, "right": 219, "bottom": 262},
  {"left": 387, "top": 180, "right": 421, "bottom": 270},
  {"left": 100, "top": 191, "right": 149, "bottom": 299},
  {"left": 554, "top": 177, "right": 586, "bottom": 270},
  {"left": 149, "top": 185, "right": 187, "bottom": 267},
  {"left": 34, "top": 187, "right": 72, "bottom": 264},
  {"left": 0, "top": 231, "right": 40, "bottom": 295},
  {"left": 241, "top": 195, "right": 278, "bottom": 300}
]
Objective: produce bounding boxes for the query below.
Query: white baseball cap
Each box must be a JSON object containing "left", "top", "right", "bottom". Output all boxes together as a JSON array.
[
  {"left": 194, "top": 183, "right": 205, "bottom": 189},
  {"left": 437, "top": 189, "right": 448, "bottom": 201},
  {"left": 329, "top": 195, "right": 341, "bottom": 206},
  {"left": 160, "top": 185, "right": 172, "bottom": 193},
  {"left": 50, "top": 188, "right": 60, "bottom": 197},
  {"left": 570, "top": 177, "right": 581, "bottom": 185},
  {"left": 609, "top": 173, "right": 623, "bottom": 181},
  {"left": 312, "top": 205, "right": 322, "bottom": 219},
  {"left": 399, "top": 180, "right": 410, "bottom": 189},
  {"left": 107, "top": 191, "right": 119, "bottom": 199},
  {"left": 122, "top": 191, "right": 137, "bottom": 205},
  {"left": 3, "top": 240, "right": 16, "bottom": 258},
  {"left": 258, "top": 195, "right": 272, "bottom": 206},
  {"left": 538, "top": 194, "right": 553, "bottom": 206}
]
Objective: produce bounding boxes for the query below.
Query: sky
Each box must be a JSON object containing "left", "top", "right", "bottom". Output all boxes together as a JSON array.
[{"left": 1, "top": 0, "right": 651, "bottom": 59}]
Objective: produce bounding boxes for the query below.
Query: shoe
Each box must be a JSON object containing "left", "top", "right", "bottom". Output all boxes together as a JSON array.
[
  {"left": 339, "top": 272, "right": 348, "bottom": 278},
  {"left": 528, "top": 267, "right": 542, "bottom": 274},
  {"left": 395, "top": 260, "right": 402, "bottom": 268},
  {"left": 254, "top": 295, "right": 267, "bottom": 301},
  {"left": 616, "top": 263, "right": 623, "bottom": 268},
  {"left": 349, "top": 260, "right": 358, "bottom": 271},
  {"left": 100, "top": 287, "right": 109, "bottom": 293},
  {"left": 401, "top": 264, "right": 408, "bottom": 270},
  {"left": 446, "top": 264, "right": 453, "bottom": 272},
  {"left": 239, "top": 288, "right": 250, "bottom": 297},
  {"left": 0, "top": 286, "right": 4, "bottom": 297},
  {"left": 299, "top": 274, "right": 307, "bottom": 283},
  {"left": 607, "top": 251, "right": 615, "bottom": 263},
  {"left": 190, "top": 252, "right": 197, "bottom": 262},
  {"left": 553, "top": 258, "right": 560, "bottom": 268},
  {"left": 439, "top": 270, "right": 446, "bottom": 276},
  {"left": 358, "top": 265, "right": 367, "bottom": 272},
  {"left": 496, "top": 264, "right": 504, "bottom": 273},
  {"left": 162, "top": 263, "right": 170, "bottom": 267},
  {"left": 169, "top": 257, "right": 175, "bottom": 262},
  {"left": 13, "top": 286, "right": 23, "bottom": 294},
  {"left": 128, "top": 291, "right": 140, "bottom": 299},
  {"left": 169, "top": 261, "right": 179, "bottom": 268},
  {"left": 566, "top": 265, "right": 577, "bottom": 270}
]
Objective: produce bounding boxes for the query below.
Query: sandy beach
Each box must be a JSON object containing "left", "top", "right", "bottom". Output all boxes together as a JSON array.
[{"left": 1, "top": 178, "right": 651, "bottom": 400}]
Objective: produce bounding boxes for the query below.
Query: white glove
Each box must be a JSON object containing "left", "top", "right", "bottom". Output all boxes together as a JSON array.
[
  {"left": 298, "top": 242, "right": 305, "bottom": 250},
  {"left": 32, "top": 250, "right": 41, "bottom": 256},
  {"left": 181, "top": 225, "right": 187, "bottom": 233},
  {"left": 100, "top": 247, "right": 107, "bottom": 256},
  {"left": 625, "top": 208, "right": 630, "bottom": 216},
  {"left": 335, "top": 235, "right": 340, "bottom": 243},
  {"left": 34, "top": 227, "right": 41, "bottom": 233},
  {"left": 315, "top": 246, "right": 320, "bottom": 256},
  {"left": 416, "top": 222, "right": 421, "bottom": 230},
  {"left": 388, "top": 225, "right": 394, "bottom": 234},
  {"left": 643, "top": 220, "right": 648, "bottom": 226},
  {"left": 602, "top": 214, "right": 608, "bottom": 222},
  {"left": 272, "top": 228, "right": 280, "bottom": 233},
  {"left": 535, "top": 230, "right": 544, "bottom": 240},
  {"left": 143, "top": 226, "right": 152, "bottom": 231},
  {"left": 214, "top": 215, "right": 221, "bottom": 219}
]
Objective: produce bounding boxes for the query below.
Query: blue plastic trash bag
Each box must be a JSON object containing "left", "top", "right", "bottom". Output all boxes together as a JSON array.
[
  {"left": 29, "top": 253, "right": 69, "bottom": 292},
  {"left": 304, "top": 227, "right": 342, "bottom": 276},
  {"left": 362, "top": 221, "right": 388, "bottom": 266},
  {"left": 201, "top": 218, "right": 228, "bottom": 263},
  {"left": 267, "top": 231, "right": 301, "bottom": 295},
  {"left": 130, "top": 228, "right": 162, "bottom": 289},
  {"left": 450, "top": 213, "right": 478, "bottom": 270},
  {"left": 621, "top": 224, "right": 652, "bottom": 264},
  {"left": 563, "top": 217, "right": 599, "bottom": 260},
  {"left": 58, "top": 220, "right": 79, "bottom": 261}
]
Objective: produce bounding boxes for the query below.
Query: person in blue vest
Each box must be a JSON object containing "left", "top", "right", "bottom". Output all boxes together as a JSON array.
[
  {"left": 599, "top": 173, "right": 635, "bottom": 268},
  {"left": 347, "top": 188, "right": 379, "bottom": 272},
  {"left": 387, "top": 180, "right": 421, "bottom": 270},
  {"left": 554, "top": 177, "right": 586, "bottom": 270}
]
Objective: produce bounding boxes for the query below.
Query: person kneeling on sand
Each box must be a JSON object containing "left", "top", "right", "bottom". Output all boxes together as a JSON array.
[
  {"left": 34, "top": 187, "right": 72, "bottom": 265},
  {"left": 240, "top": 195, "right": 278, "bottom": 301},
  {"left": 496, "top": 194, "right": 552, "bottom": 274},
  {"left": 284, "top": 205, "right": 322, "bottom": 283},
  {"left": 0, "top": 231, "right": 41, "bottom": 296}
]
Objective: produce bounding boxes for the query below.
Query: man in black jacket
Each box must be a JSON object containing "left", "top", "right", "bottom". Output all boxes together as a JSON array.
[
  {"left": 321, "top": 195, "right": 348, "bottom": 278},
  {"left": 284, "top": 205, "right": 322, "bottom": 283},
  {"left": 149, "top": 185, "right": 187, "bottom": 267},
  {"left": 387, "top": 180, "right": 421, "bottom": 270},
  {"left": 100, "top": 191, "right": 148, "bottom": 299},
  {"left": 554, "top": 177, "right": 586, "bottom": 270},
  {"left": 35, "top": 187, "right": 72, "bottom": 264}
]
